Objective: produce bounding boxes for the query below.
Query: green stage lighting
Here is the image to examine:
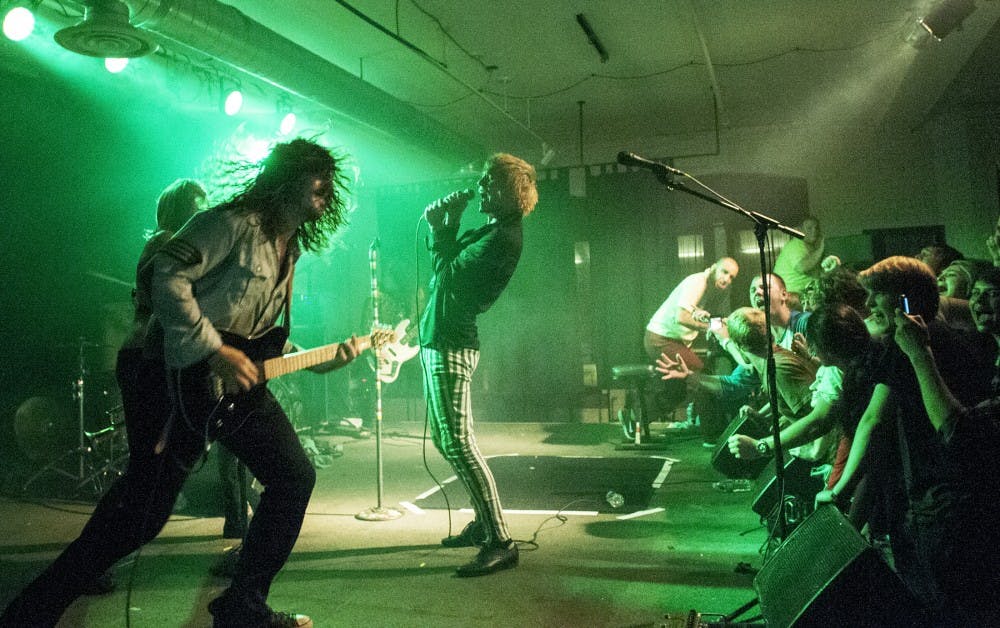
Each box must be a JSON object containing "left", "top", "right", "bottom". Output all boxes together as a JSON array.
[
  {"left": 224, "top": 89, "right": 243, "bottom": 116},
  {"left": 3, "top": 6, "right": 35, "bottom": 41},
  {"left": 279, "top": 112, "right": 296, "bottom": 136},
  {"left": 104, "top": 57, "right": 128, "bottom": 73}
]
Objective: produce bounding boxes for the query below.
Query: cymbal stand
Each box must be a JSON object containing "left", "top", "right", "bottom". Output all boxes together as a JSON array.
[{"left": 22, "top": 338, "right": 126, "bottom": 498}]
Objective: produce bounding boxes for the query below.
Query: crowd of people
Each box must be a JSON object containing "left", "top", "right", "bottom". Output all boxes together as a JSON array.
[{"left": 650, "top": 214, "right": 1000, "bottom": 624}]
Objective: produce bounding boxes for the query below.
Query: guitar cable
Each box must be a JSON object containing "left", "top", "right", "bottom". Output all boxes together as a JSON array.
[{"left": 121, "top": 371, "right": 204, "bottom": 628}]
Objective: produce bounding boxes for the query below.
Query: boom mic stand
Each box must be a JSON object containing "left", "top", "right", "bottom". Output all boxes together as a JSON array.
[
  {"left": 619, "top": 152, "right": 803, "bottom": 543},
  {"left": 356, "top": 238, "right": 403, "bottom": 522}
]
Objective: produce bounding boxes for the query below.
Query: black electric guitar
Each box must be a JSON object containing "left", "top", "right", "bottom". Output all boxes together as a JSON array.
[{"left": 170, "top": 325, "right": 394, "bottom": 437}]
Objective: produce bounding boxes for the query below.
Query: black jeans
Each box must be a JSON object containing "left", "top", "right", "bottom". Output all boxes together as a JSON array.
[
  {"left": 0, "top": 348, "right": 316, "bottom": 626},
  {"left": 218, "top": 442, "right": 258, "bottom": 538}
]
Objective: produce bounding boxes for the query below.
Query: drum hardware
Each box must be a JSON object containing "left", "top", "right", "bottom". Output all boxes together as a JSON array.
[{"left": 20, "top": 337, "right": 128, "bottom": 498}]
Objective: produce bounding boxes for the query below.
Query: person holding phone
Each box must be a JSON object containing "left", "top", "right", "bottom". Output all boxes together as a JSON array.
[{"left": 815, "top": 255, "right": 994, "bottom": 623}]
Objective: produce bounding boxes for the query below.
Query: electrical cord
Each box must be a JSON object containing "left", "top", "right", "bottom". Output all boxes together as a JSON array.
[{"left": 412, "top": 211, "right": 454, "bottom": 537}]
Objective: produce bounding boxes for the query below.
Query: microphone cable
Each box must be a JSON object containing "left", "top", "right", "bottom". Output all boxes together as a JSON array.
[{"left": 411, "top": 208, "right": 455, "bottom": 536}]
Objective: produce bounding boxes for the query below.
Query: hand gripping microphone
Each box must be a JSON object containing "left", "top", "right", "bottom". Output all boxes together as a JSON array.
[{"left": 423, "top": 189, "right": 474, "bottom": 224}]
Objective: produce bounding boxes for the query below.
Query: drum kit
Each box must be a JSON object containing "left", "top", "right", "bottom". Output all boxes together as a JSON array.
[{"left": 15, "top": 336, "right": 128, "bottom": 499}]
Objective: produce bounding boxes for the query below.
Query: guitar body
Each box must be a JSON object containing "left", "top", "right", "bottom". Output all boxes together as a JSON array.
[
  {"left": 170, "top": 328, "right": 289, "bottom": 438},
  {"left": 168, "top": 325, "right": 391, "bottom": 439},
  {"left": 220, "top": 328, "right": 289, "bottom": 365}
]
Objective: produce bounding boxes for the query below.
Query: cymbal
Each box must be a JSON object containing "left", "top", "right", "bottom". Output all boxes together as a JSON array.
[
  {"left": 13, "top": 396, "right": 74, "bottom": 461},
  {"left": 53, "top": 338, "right": 108, "bottom": 349},
  {"left": 86, "top": 270, "right": 132, "bottom": 288}
]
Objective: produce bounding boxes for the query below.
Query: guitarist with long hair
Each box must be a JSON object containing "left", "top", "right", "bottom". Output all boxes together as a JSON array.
[{"left": 2, "top": 139, "right": 359, "bottom": 628}]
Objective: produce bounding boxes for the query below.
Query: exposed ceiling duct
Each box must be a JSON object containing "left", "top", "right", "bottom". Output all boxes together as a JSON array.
[
  {"left": 54, "top": 0, "right": 157, "bottom": 58},
  {"left": 52, "top": 0, "right": 483, "bottom": 161}
]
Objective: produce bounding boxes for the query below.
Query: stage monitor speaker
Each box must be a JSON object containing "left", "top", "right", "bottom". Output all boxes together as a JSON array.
[
  {"left": 751, "top": 456, "right": 825, "bottom": 534},
  {"left": 711, "top": 413, "right": 770, "bottom": 479},
  {"left": 754, "top": 506, "right": 922, "bottom": 627}
]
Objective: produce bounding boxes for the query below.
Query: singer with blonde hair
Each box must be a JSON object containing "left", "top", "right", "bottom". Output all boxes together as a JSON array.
[{"left": 419, "top": 153, "right": 538, "bottom": 576}]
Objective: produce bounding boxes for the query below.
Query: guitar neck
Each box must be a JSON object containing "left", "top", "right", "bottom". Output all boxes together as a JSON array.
[{"left": 262, "top": 336, "right": 372, "bottom": 380}]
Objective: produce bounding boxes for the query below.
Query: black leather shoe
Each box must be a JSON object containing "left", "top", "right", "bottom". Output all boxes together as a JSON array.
[
  {"left": 455, "top": 540, "right": 519, "bottom": 577},
  {"left": 441, "top": 520, "right": 486, "bottom": 548}
]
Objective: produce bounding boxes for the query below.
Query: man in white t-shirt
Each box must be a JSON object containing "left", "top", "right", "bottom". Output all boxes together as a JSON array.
[{"left": 643, "top": 257, "right": 739, "bottom": 421}]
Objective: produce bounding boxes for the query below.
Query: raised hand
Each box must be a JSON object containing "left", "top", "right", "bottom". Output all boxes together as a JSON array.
[
  {"left": 893, "top": 309, "right": 929, "bottom": 358},
  {"left": 655, "top": 352, "right": 691, "bottom": 380},
  {"left": 988, "top": 232, "right": 1000, "bottom": 268},
  {"left": 820, "top": 254, "right": 841, "bottom": 272},
  {"left": 791, "top": 332, "right": 810, "bottom": 361}
]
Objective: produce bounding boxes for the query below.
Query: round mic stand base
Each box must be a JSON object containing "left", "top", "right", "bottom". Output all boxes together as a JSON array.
[{"left": 355, "top": 505, "right": 404, "bottom": 522}]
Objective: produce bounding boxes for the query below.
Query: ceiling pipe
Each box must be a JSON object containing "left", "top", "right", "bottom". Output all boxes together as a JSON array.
[{"left": 119, "top": 0, "right": 483, "bottom": 160}]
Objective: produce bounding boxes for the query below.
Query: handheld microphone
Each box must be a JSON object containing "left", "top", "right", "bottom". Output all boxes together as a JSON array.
[
  {"left": 423, "top": 189, "right": 475, "bottom": 224},
  {"left": 444, "top": 188, "right": 475, "bottom": 206},
  {"left": 617, "top": 151, "right": 684, "bottom": 176}
]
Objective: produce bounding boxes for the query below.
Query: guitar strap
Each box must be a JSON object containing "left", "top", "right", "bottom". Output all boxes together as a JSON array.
[{"left": 281, "top": 264, "right": 295, "bottom": 333}]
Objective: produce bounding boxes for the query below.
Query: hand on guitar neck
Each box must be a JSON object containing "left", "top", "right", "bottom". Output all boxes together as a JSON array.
[{"left": 308, "top": 335, "right": 363, "bottom": 374}]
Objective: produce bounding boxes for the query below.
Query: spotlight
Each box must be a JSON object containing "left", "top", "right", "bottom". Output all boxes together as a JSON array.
[
  {"left": 919, "top": 0, "right": 976, "bottom": 41},
  {"left": 104, "top": 57, "right": 128, "bottom": 73},
  {"left": 276, "top": 95, "right": 296, "bottom": 135},
  {"left": 224, "top": 89, "right": 243, "bottom": 116},
  {"left": 3, "top": 6, "right": 35, "bottom": 42},
  {"left": 279, "top": 112, "right": 297, "bottom": 136}
]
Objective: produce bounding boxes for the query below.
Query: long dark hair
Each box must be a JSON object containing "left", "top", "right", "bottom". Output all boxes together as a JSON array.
[{"left": 216, "top": 138, "right": 350, "bottom": 252}]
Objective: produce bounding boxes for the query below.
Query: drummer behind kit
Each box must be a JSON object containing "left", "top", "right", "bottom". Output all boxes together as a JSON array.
[{"left": 16, "top": 337, "right": 128, "bottom": 499}]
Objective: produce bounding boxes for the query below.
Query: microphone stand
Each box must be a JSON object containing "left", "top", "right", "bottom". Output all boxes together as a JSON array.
[
  {"left": 642, "top": 165, "right": 802, "bottom": 544},
  {"left": 356, "top": 238, "right": 403, "bottom": 522}
]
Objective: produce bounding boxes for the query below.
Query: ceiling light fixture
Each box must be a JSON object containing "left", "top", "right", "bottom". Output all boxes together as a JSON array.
[
  {"left": 575, "top": 14, "right": 608, "bottom": 63},
  {"left": 3, "top": 6, "right": 35, "bottom": 42},
  {"left": 908, "top": 0, "right": 976, "bottom": 47},
  {"left": 104, "top": 57, "right": 128, "bottom": 73},
  {"left": 54, "top": 0, "right": 157, "bottom": 59},
  {"left": 277, "top": 94, "right": 296, "bottom": 136}
]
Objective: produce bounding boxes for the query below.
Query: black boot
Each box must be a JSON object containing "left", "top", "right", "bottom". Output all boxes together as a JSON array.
[
  {"left": 441, "top": 520, "right": 486, "bottom": 548},
  {"left": 455, "top": 540, "right": 519, "bottom": 577}
]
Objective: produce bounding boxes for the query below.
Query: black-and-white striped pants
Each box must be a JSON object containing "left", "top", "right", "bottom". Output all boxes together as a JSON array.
[{"left": 420, "top": 346, "right": 510, "bottom": 544}]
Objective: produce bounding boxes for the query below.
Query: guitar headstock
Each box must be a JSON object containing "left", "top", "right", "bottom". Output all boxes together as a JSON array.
[{"left": 370, "top": 324, "right": 397, "bottom": 351}]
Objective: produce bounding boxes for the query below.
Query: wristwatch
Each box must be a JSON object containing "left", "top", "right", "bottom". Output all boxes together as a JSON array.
[{"left": 756, "top": 440, "right": 772, "bottom": 456}]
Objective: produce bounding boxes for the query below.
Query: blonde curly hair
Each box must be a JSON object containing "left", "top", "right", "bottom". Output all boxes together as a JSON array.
[{"left": 486, "top": 153, "right": 538, "bottom": 217}]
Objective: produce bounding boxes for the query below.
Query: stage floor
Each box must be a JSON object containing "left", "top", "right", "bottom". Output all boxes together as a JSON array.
[{"left": 0, "top": 422, "right": 768, "bottom": 627}]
